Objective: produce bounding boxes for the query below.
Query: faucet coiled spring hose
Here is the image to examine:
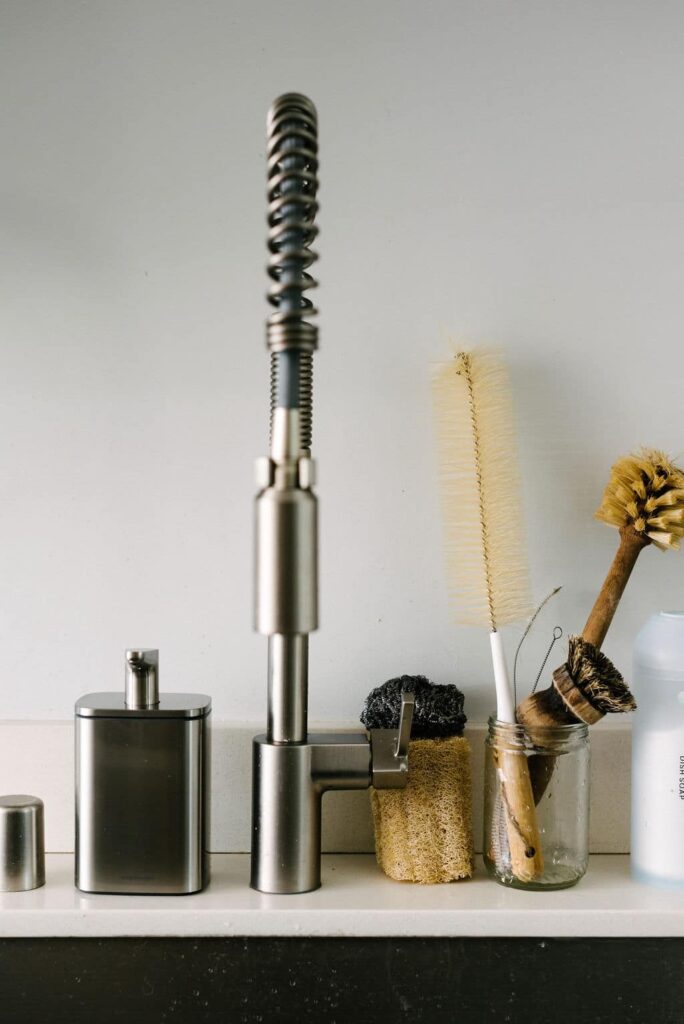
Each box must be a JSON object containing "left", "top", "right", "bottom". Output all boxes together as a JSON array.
[{"left": 266, "top": 93, "right": 319, "bottom": 453}]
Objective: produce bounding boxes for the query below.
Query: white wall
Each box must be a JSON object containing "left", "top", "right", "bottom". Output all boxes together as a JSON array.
[{"left": 1, "top": 0, "right": 683, "bottom": 722}]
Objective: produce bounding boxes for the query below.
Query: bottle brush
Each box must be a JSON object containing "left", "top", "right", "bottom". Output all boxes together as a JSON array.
[{"left": 432, "top": 349, "right": 542, "bottom": 882}]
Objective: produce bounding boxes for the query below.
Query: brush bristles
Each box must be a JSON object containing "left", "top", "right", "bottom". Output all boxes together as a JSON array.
[
  {"left": 567, "top": 636, "right": 636, "bottom": 713},
  {"left": 595, "top": 448, "right": 684, "bottom": 551},
  {"left": 432, "top": 350, "right": 532, "bottom": 629}
]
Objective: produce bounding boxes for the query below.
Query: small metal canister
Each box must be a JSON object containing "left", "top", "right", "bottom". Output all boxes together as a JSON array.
[
  {"left": 0, "top": 795, "right": 45, "bottom": 892},
  {"left": 75, "top": 649, "right": 211, "bottom": 895}
]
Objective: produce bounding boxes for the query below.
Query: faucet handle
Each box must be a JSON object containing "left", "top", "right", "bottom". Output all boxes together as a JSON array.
[
  {"left": 395, "top": 691, "right": 415, "bottom": 758},
  {"left": 369, "top": 690, "right": 415, "bottom": 789}
]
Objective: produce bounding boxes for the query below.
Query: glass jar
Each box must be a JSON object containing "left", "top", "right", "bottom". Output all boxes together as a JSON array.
[{"left": 483, "top": 718, "right": 590, "bottom": 890}]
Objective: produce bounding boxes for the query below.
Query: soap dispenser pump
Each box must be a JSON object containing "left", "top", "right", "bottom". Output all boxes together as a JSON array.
[{"left": 75, "top": 649, "right": 211, "bottom": 894}]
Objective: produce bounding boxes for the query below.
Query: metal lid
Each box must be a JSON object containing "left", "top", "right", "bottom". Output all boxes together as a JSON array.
[
  {"left": 75, "top": 693, "right": 211, "bottom": 718},
  {"left": 0, "top": 795, "right": 45, "bottom": 892}
]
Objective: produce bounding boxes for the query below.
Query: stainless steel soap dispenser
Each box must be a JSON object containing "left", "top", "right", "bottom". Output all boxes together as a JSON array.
[{"left": 75, "top": 649, "right": 211, "bottom": 894}]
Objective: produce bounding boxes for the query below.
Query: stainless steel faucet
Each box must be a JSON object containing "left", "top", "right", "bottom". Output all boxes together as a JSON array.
[{"left": 250, "top": 94, "right": 414, "bottom": 894}]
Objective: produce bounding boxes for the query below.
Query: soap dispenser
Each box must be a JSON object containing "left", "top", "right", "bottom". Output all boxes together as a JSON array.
[{"left": 75, "top": 649, "right": 211, "bottom": 894}]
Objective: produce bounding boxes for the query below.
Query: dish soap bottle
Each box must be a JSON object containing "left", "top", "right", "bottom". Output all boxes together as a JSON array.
[
  {"left": 632, "top": 612, "right": 684, "bottom": 885},
  {"left": 75, "top": 649, "right": 211, "bottom": 894}
]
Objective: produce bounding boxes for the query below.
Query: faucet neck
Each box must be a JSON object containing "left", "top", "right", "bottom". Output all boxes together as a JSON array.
[{"left": 267, "top": 635, "right": 308, "bottom": 744}]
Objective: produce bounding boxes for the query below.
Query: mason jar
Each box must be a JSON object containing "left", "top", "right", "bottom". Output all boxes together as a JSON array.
[{"left": 483, "top": 718, "right": 590, "bottom": 890}]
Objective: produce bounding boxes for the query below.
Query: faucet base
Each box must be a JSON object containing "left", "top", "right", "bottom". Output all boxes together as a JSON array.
[
  {"left": 250, "top": 736, "right": 321, "bottom": 895},
  {"left": 250, "top": 733, "right": 371, "bottom": 894}
]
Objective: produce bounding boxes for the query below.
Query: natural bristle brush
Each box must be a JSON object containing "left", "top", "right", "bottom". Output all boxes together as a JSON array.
[
  {"left": 518, "top": 448, "right": 684, "bottom": 733},
  {"left": 432, "top": 348, "right": 542, "bottom": 882}
]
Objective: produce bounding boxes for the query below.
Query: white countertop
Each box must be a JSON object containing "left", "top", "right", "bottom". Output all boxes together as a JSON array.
[{"left": 1, "top": 855, "right": 683, "bottom": 938}]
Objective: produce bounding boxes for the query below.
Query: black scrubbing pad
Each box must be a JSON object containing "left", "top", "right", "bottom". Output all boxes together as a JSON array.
[{"left": 360, "top": 674, "right": 467, "bottom": 739}]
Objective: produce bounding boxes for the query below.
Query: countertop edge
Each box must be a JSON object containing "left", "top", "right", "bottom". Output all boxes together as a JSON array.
[{"left": 1, "top": 854, "right": 683, "bottom": 939}]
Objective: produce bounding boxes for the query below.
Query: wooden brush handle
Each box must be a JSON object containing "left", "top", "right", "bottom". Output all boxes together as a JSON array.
[
  {"left": 494, "top": 748, "right": 544, "bottom": 882},
  {"left": 582, "top": 526, "right": 649, "bottom": 650}
]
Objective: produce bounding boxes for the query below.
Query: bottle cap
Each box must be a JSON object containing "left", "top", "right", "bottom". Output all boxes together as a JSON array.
[{"left": 0, "top": 795, "right": 45, "bottom": 892}]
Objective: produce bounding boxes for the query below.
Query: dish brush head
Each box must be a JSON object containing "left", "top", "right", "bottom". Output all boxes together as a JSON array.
[
  {"left": 565, "top": 635, "right": 636, "bottom": 715},
  {"left": 596, "top": 448, "right": 684, "bottom": 551},
  {"left": 431, "top": 350, "right": 532, "bottom": 630},
  {"left": 518, "top": 635, "right": 635, "bottom": 729}
]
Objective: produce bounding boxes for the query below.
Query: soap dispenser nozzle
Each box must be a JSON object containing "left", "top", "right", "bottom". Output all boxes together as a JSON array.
[{"left": 125, "top": 649, "right": 159, "bottom": 709}]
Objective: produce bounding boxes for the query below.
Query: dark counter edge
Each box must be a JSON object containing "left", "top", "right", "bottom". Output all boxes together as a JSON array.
[{"left": 1, "top": 936, "right": 683, "bottom": 1023}]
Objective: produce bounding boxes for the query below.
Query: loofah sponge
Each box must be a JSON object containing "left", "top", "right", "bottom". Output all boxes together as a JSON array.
[
  {"left": 361, "top": 674, "right": 466, "bottom": 738},
  {"left": 370, "top": 736, "right": 474, "bottom": 883},
  {"left": 363, "top": 675, "right": 473, "bottom": 883}
]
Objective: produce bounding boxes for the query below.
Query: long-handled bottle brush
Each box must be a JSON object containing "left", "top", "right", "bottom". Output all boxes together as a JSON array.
[{"left": 432, "top": 349, "right": 543, "bottom": 882}]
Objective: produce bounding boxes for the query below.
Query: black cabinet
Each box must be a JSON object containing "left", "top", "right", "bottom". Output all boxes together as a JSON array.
[{"left": 1, "top": 936, "right": 683, "bottom": 1023}]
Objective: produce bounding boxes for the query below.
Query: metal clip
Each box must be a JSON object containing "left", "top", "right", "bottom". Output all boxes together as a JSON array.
[{"left": 370, "top": 691, "right": 415, "bottom": 789}]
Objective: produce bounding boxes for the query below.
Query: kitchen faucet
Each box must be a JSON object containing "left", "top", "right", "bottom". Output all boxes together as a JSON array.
[{"left": 250, "top": 93, "right": 414, "bottom": 894}]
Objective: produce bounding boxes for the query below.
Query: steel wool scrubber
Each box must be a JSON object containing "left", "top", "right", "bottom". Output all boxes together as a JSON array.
[{"left": 361, "top": 676, "right": 474, "bottom": 884}]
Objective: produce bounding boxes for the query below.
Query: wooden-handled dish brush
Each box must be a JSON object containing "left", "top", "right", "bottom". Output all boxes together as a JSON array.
[
  {"left": 518, "top": 449, "right": 684, "bottom": 733},
  {"left": 433, "top": 349, "right": 542, "bottom": 882}
]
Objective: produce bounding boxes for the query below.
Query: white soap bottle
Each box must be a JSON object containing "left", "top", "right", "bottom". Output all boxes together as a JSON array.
[{"left": 631, "top": 611, "right": 684, "bottom": 885}]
